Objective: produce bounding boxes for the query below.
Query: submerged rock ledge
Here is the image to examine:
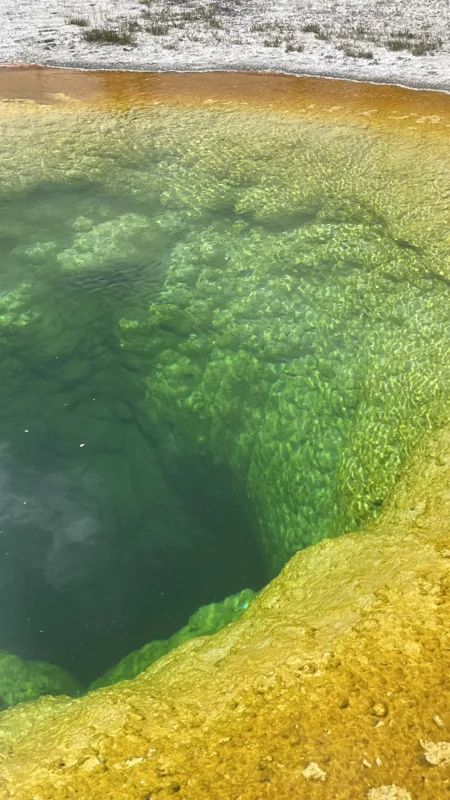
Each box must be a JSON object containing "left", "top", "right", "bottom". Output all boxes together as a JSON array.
[{"left": 1, "top": 425, "right": 449, "bottom": 799}]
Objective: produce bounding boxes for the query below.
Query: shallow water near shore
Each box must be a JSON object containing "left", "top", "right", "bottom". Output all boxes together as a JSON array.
[{"left": 0, "top": 69, "right": 449, "bottom": 703}]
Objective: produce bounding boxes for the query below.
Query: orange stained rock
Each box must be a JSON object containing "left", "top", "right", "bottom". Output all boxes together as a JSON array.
[
  {"left": 0, "top": 67, "right": 449, "bottom": 137},
  {"left": 1, "top": 426, "right": 450, "bottom": 799}
]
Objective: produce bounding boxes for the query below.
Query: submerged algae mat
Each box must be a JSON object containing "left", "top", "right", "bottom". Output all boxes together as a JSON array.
[
  {"left": 0, "top": 69, "right": 450, "bottom": 712},
  {"left": 1, "top": 69, "right": 449, "bottom": 572},
  {"left": 1, "top": 423, "right": 450, "bottom": 799}
]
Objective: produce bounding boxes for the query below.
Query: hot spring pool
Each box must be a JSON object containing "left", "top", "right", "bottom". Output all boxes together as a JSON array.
[{"left": 0, "top": 68, "right": 449, "bottom": 704}]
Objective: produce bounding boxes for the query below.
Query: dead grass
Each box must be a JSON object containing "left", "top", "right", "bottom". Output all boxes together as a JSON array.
[
  {"left": 342, "top": 45, "right": 373, "bottom": 58},
  {"left": 410, "top": 40, "right": 440, "bottom": 55},
  {"left": 82, "top": 27, "right": 136, "bottom": 45},
  {"left": 68, "top": 17, "right": 89, "bottom": 27},
  {"left": 386, "top": 36, "right": 441, "bottom": 54},
  {"left": 302, "top": 22, "right": 322, "bottom": 34},
  {"left": 264, "top": 36, "right": 282, "bottom": 47},
  {"left": 302, "top": 22, "right": 330, "bottom": 40},
  {"left": 145, "top": 22, "right": 170, "bottom": 34},
  {"left": 141, "top": 3, "right": 224, "bottom": 32},
  {"left": 251, "top": 20, "right": 289, "bottom": 33},
  {"left": 390, "top": 29, "right": 415, "bottom": 40}
]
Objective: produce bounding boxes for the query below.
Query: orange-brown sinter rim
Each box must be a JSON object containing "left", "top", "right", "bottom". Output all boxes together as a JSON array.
[{"left": 1, "top": 65, "right": 450, "bottom": 133}]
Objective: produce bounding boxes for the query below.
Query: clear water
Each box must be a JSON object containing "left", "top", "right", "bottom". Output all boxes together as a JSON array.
[{"left": 0, "top": 72, "right": 449, "bottom": 705}]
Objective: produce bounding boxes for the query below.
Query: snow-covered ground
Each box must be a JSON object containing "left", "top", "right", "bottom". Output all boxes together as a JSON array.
[{"left": 0, "top": 0, "right": 449, "bottom": 90}]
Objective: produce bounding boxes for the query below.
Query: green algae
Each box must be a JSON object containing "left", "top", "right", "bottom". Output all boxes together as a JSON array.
[
  {"left": 0, "top": 590, "right": 256, "bottom": 706},
  {"left": 0, "top": 651, "right": 81, "bottom": 709},
  {"left": 121, "top": 216, "right": 450, "bottom": 570},
  {"left": 0, "top": 93, "right": 449, "bottom": 694},
  {"left": 90, "top": 588, "right": 256, "bottom": 690}
]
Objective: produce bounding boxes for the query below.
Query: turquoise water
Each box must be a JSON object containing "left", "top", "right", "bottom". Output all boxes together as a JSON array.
[{"left": 0, "top": 93, "right": 449, "bottom": 704}]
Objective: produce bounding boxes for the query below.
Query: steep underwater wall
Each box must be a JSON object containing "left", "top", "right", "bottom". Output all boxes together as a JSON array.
[
  {"left": 110, "top": 77, "right": 450, "bottom": 572},
  {"left": 1, "top": 411, "right": 450, "bottom": 799}
]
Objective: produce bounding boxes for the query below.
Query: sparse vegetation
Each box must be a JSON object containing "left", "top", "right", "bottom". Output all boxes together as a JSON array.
[
  {"left": 387, "top": 38, "right": 411, "bottom": 51},
  {"left": 141, "top": 3, "right": 224, "bottom": 33},
  {"left": 410, "top": 40, "right": 441, "bottom": 55},
  {"left": 302, "top": 23, "right": 330, "bottom": 41},
  {"left": 342, "top": 45, "right": 373, "bottom": 59},
  {"left": 251, "top": 22, "right": 272, "bottom": 33},
  {"left": 251, "top": 20, "right": 287, "bottom": 33},
  {"left": 82, "top": 27, "right": 136, "bottom": 45},
  {"left": 68, "top": 0, "right": 443, "bottom": 64},
  {"left": 302, "top": 22, "right": 322, "bottom": 35},
  {"left": 179, "top": 10, "right": 198, "bottom": 22},
  {"left": 68, "top": 17, "right": 89, "bottom": 27},
  {"left": 145, "top": 23, "right": 170, "bottom": 35},
  {"left": 390, "top": 29, "right": 415, "bottom": 40},
  {"left": 205, "top": 15, "right": 221, "bottom": 29},
  {"left": 264, "top": 36, "right": 282, "bottom": 47},
  {"left": 140, "top": 7, "right": 170, "bottom": 21},
  {"left": 386, "top": 37, "right": 441, "bottom": 55},
  {"left": 285, "top": 43, "right": 304, "bottom": 53},
  {"left": 127, "top": 20, "right": 142, "bottom": 32}
]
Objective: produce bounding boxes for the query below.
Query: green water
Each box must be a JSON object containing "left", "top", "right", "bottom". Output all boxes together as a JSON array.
[{"left": 0, "top": 97, "right": 449, "bottom": 705}]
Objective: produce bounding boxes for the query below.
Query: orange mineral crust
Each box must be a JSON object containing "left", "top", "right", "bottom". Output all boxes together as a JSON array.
[
  {"left": 1, "top": 426, "right": 450, "bottom": 799},
  {"left": 0, "top": 66, "right": 449, "bottom": 136}
]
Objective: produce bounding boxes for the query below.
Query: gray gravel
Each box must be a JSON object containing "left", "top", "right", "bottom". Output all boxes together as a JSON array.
[{"left": 0, "top": 0, "right": 449, "bottom": 90}]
